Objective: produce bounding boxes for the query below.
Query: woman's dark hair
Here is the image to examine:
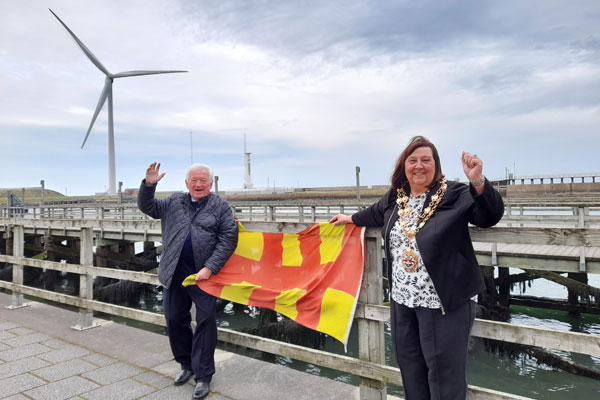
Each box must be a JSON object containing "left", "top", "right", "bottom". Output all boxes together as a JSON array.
[{"left": 391, "top": 136, "right": 444, "bottom": 189}]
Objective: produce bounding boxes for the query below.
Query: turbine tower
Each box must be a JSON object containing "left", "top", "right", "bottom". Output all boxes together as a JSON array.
[{"left": 49, "top": 9, "right": 187, "bottom": 195}]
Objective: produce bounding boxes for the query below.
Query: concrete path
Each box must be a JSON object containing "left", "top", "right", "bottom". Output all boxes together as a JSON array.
[{"left": 0, "top": 292, "right": 400, "bottom": 399}]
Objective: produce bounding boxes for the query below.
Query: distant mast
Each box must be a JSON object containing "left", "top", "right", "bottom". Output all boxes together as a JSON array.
[{"left": 244, "top": 134, "right": 253, "bottom": 189}]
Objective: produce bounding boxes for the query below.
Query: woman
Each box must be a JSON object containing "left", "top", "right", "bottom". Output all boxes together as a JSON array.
[{"left": 330, "top": 136, "right": 504, "bottom": 400}]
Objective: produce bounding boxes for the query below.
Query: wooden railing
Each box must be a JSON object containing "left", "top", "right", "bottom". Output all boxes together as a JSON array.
[
  {"left": 2, "top": 200, "right": 600, "bottom": 228},
  {"left": 1, "top": 218, "right": 599, "bottom": 399}
]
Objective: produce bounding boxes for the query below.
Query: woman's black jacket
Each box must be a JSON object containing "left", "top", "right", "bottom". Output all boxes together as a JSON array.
[{"left": 352, "top": 178, "right": 504, "bottom": 313}]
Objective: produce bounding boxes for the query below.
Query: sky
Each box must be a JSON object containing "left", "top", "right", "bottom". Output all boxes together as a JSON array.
[{"left": 1, "top": 0, "right": 599, "bottom": 195}]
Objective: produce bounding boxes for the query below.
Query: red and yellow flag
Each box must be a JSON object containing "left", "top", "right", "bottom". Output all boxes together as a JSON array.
[{"left": 183, "top": 222, "right": 365, "bottom": 345}]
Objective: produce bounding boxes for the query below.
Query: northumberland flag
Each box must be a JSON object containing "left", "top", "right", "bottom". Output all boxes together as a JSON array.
[{"left": 183, "top": 222, "right": 365, "bottom": 346}]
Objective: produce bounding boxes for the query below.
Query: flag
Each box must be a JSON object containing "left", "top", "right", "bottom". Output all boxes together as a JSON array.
[{"left": 183, "top": 222, "right": 365, "bottom": 346}]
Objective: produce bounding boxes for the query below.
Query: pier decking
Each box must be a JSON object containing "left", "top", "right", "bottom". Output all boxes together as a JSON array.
[{"left": 0, "top": 291, "right": 393, "bottom": 400}]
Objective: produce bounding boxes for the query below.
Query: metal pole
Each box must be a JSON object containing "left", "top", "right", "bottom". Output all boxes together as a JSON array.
[
  {"left": 118, "top": 181, "right": 123, "bottom": 204},
  {"left": 214, "top": 176, "right": 219, "bottom": 196},
  {"left": 355, "top": 166, "right": 361, "bottom": 201}
]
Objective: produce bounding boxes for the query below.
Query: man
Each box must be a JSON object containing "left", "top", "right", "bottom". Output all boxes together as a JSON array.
[{"left": 137, "top": 162, "right": 238, "bottom": 399}]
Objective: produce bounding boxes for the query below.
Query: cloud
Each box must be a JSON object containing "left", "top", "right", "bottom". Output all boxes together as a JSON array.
[{"left": 1, "top": 0, "right": 599, "bottom": 194}]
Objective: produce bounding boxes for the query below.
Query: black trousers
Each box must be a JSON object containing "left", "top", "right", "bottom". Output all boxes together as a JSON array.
[
  {"left": 163, "top": 280, "right": 217, "bottom": 383},
  {"left": 390, "top": 300, "right": 476, "bottom": 400}
]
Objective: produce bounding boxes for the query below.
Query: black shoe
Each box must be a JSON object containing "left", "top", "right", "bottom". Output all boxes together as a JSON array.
[
  {"left": 193, "top": 382, "right": 210, "bottom": 399},
  {"left": 174, "top": 369, "right": 194, "bottom": 386}
]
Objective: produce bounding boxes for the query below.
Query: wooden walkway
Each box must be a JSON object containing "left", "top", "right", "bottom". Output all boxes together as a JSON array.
[{"left": 0, "top": 292, "right": 400, "bottom": 400}]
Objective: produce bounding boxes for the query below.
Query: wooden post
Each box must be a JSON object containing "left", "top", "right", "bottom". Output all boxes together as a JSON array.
[
  {"left": 358, "top": 235, "right": 387, "bottom": 399},
  {"left": 5, "top": 225, "right": 28, "bottom": 309},
  {"left": 578, "top": 207, "right": 585, "bottom": 229},
  {"left": 72, "top": 227, "right": 98, "bottom": 330},
  {"left": 269, "top": 206, "right": 275, "bottom": 222}
]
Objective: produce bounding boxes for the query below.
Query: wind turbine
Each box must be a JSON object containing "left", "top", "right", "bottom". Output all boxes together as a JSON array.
[{"left": 49, "top": 9, "right": 187, "bottom": 195}]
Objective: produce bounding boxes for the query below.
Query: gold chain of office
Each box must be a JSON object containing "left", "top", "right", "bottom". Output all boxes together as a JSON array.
[{"left": 396, "top": 177, "right": 448, "bottom": 272}]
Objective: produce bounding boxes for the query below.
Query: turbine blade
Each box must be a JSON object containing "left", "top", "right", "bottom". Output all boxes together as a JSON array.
[
  {"left": 49, "top": 9, "right": 111, "bottom": 77},
  {"left": 113, "top": 70, "right": 187, "bottom": 78},
  {"left": 81, "top": 79, "right": 111, "bottom": 149}
]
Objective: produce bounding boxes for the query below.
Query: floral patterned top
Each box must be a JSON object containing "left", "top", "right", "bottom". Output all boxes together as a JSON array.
[{"left": 390, "top": 192, "right": 442, "bottom": 309}]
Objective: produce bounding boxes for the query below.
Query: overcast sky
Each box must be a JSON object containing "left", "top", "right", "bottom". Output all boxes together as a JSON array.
[{"left": 1, "top": 0, "right": 599, "bottom": 195}]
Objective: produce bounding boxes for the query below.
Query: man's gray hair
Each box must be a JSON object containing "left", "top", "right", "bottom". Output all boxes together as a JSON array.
[{"left": 186, "top": 163, "right": 214, "bottom": 182}]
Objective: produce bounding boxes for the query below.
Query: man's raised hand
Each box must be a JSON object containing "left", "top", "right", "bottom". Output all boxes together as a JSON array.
[{"left": 145, "top": 162, "right": 166, "bottom": 185}]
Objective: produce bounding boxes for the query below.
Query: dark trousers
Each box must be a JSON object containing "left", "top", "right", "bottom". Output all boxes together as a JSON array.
[
  {"left": 163, "top": 281, "right": 217, "bottom": 383},
  {"left": 391, "top": 300, "right": 476, "bottom": 400}
]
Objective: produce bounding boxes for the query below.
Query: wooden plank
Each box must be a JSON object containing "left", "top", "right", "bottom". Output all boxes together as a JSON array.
[
  {"left": 356, "top": 304, "right": 600, "bottom": 357},
  {"left": 3, "top": 218, "right": 600, "bottom": 246},
  {"left": 0, "top": 255, "right": 159, "bottom": 285},
  {"left": 0, "top": 282, "right": 165, "bottom": 326}
]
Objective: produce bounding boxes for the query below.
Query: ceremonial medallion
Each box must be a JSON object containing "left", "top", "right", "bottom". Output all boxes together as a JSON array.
[{"left": 401, "top": 248, "right": 419, "bottom": 273}]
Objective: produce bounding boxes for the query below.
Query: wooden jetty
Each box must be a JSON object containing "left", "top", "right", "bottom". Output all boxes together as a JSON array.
[{"left": 1, "top": 199, "right": 599, "bottom": 399}]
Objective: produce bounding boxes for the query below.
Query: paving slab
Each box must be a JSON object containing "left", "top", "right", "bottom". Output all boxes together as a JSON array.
[
  {"left": 81, "top": 353, "right": 118, "bottom": 367},
  {"left": 0, "top": 330, "right": 16, "bottom": 340},
  {"left": 0, "top": 373, "right": 47, "bottom": 398},
  {"left": 82, "top": 378, "right": 156, "bottom": 400},
  {"left": 0, "top": 342, "right": 53, "bottom": 362},
  {"left": 0, "top": 357, "right": 51, "bottom": 380},
  {"left": 32, "top": 359, "right": 97, "bottom": 382},
  {"left": 2, "top": 394, "right": 30, "bottom": 400},
  {"left": 37, "top": 344, "right": 91, "bottom": 364},
  {"left": 81, "top": 361, "right": 145, "bottom": 385},
  {"left": 3, "top": 332, "right": 52, "bottom": 348},
  {"left": 24, "top": 375, "right": 99, "bottom": 400},
  {"left": 132, "top": 370, "right": 174, "bottom": 389}
]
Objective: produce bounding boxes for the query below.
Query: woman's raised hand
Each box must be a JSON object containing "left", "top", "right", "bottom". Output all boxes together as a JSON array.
[{"left": 461, "top": 152, "right": 483, "bottom": 182}]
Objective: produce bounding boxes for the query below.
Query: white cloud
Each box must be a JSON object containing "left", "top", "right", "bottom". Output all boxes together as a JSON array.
[{"left": 1, "top": 0, "right": 599, "bottom": 194}]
